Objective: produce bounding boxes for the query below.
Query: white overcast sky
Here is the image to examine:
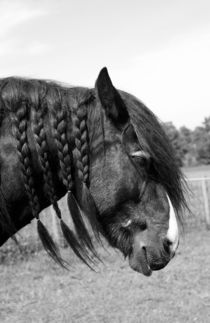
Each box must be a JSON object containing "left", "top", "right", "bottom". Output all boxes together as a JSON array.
[{"left": 0, "top": 0, "right": 210, "bottom": 129}]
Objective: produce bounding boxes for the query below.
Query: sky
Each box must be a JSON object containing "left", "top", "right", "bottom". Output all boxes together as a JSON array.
[{"left": 0, "top": 0, "right": 210, "bottom": 129}]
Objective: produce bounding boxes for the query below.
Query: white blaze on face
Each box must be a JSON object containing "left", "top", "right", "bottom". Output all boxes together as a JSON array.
[{"left": 166, "top": 195, "right": 179, "bottom": 253}]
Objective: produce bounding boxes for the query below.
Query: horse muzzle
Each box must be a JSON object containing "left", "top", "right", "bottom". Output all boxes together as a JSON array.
[{"left": 128, "top": 234, "right": 176, "bottom": 276}]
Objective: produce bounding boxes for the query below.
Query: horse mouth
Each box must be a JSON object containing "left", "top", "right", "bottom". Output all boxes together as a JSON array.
[{"left": 129, "top": 247, "right": 152, "bottom": 276}]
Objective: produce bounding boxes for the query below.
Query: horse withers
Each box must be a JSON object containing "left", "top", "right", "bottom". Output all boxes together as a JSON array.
[{"left": 0, "top": 67, "right": 186, "bottom": 276}]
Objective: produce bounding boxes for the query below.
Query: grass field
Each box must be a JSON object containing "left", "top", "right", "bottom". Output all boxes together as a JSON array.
[
  {"left": 0, "top": 225, "right": 209, "bottom": 323},
  {"left": 0, "top": 166, "right": 209, "bottom": 323}
]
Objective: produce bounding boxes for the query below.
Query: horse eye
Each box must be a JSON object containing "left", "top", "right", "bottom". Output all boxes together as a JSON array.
[
  {"left": 130, "top": 151, "right": 150, "bottom": 168},
  {"left": 122, "top": 219, "right": 132, "bottom": 228}
]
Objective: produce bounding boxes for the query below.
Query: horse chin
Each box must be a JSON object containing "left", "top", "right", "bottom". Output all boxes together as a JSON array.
[{"left": 128, "top": 248, "right": 152, "bottom": 277}]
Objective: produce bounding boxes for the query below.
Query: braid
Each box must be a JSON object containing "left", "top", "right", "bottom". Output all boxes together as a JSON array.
[
  {"left": 73, "top": 101, "right": 102, "bottom": 244},
  {"left": 13, "top": 99, "right": 40, "bottom": 218},
  {"left": 33, "top": 96, "right": 62, "bottom": 219},
  {"left": 73, "top": 103, "right": 89, "bottom": 184},
  {"left": 52, "top": 91, "right": 73, "bottom": 190},
  {"left": 1, "top": 81, "right": 40, "bottom": 219}
]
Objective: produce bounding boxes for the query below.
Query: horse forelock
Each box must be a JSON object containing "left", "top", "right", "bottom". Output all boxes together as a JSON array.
[{"left": 121, "top": 93, "right": 187, "bottom": 225}]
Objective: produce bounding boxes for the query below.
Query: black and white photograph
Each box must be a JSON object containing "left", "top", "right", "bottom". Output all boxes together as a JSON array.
[{"left": 0, "top": 1, "right": 209, "bottom": 322}]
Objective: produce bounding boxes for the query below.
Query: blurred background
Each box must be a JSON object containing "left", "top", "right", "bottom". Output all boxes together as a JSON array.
[{"left": 0, "top": 1, "right": 209, "bottom": 322}]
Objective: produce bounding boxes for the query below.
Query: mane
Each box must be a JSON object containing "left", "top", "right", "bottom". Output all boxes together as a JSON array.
[
  {"left": 0, "top": 77, "right": 101, "bottom": 268},
  {"left": 122, "top": 93, "right": 188, "bottom": 225}
]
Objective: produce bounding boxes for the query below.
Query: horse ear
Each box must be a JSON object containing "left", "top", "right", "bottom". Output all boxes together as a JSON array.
[{"left": 95, "top": 67, "right": 129, "bottom": 127}]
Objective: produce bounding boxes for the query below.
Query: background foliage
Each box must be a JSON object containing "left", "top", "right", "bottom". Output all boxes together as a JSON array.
[{"left": 163, "top": 117, "right": 210, "bottom": 166}]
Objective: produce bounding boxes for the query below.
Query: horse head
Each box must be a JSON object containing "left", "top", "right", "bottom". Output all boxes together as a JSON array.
[{"left": 88, "top": 68, "right": 185, "bottom": 275}]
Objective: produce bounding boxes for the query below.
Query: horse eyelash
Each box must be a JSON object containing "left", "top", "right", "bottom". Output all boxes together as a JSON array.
[{"left": 130, "top": 151, "right": 150, "bottom": 160}]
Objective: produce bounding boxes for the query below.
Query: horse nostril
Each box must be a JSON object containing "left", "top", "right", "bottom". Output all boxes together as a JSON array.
[
  {"left": 163, "top": 238, "right": 172, "bottom": 255},
  {"left": 139, "top": 221, "right": 147, "bottom": 231}
]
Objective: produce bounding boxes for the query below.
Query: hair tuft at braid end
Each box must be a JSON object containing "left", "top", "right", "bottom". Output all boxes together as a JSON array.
[
  {"left": 60, "top": 218, "right": 96, "bottom": 270},
  {"left": 81, "top": 183, "right": 103, "bottom": 245},
  {"left": 37, "top": 218, "right": 67, "bottom": 269}
]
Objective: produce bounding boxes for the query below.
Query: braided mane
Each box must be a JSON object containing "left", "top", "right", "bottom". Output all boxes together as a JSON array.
[{"left": 0, "top": 77, "right": 100, "bottom": 267}]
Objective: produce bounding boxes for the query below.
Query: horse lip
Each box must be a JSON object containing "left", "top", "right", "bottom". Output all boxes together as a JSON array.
[
  {"left": 149, "top": 253, "right": 172, "bottom": 271},
  {"left": 129, "top": 247, "right": 152, "bottom": 276},
  {"left": 150, "top": 262, "right": 167, "bottom": 271}
]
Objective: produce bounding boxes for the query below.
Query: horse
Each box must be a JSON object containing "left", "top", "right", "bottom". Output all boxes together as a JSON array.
[{"left": 0, "top": 67, "right": 186, "bottom": 276}]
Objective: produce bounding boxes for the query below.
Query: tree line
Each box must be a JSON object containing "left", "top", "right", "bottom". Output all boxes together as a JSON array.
[{"left": 163, "top": 117, "right": 210, "bottom": 167}]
